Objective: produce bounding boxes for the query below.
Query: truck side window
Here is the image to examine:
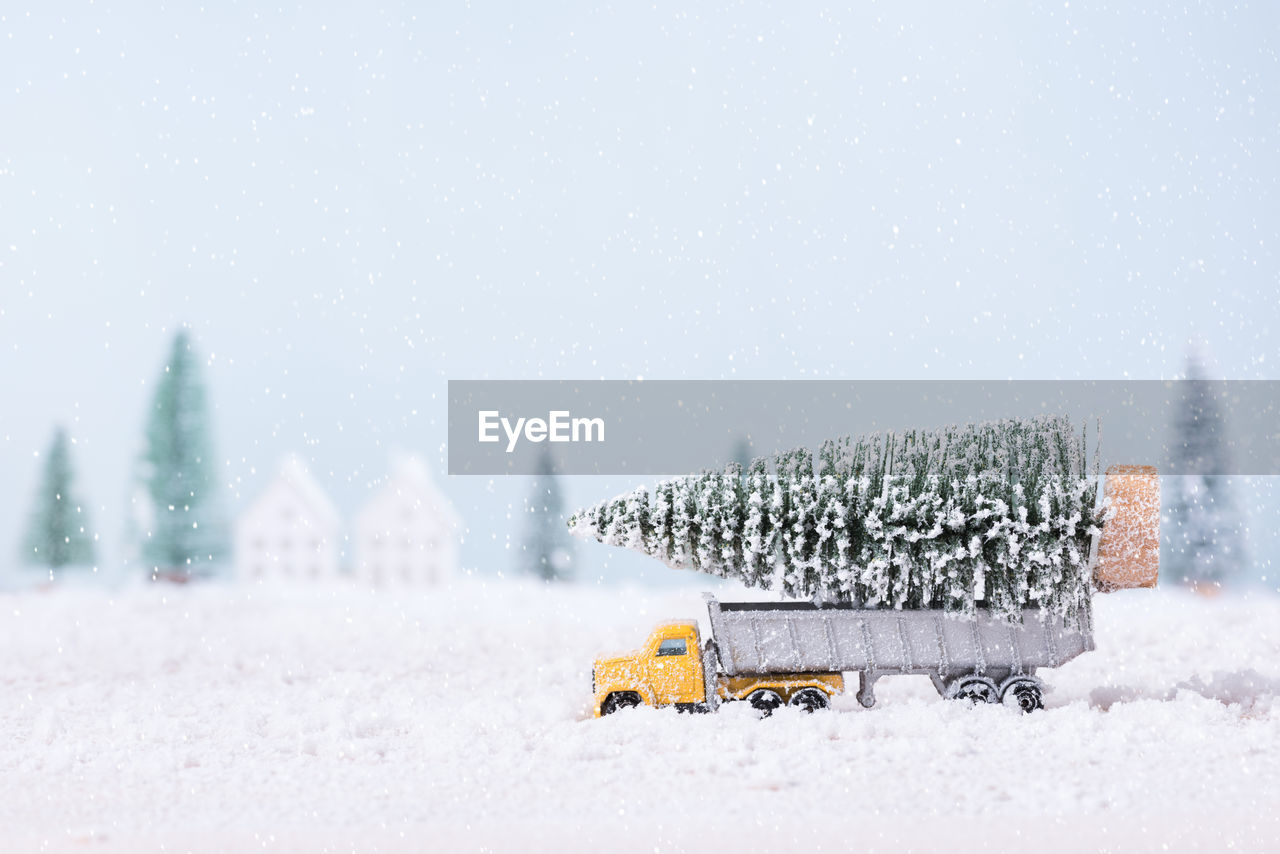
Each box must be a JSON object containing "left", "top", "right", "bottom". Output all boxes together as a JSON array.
[{"left": 656, "top": 638, "right": 688, "bottom": 657}]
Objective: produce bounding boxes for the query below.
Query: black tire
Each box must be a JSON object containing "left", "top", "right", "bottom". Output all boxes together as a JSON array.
[
  {"left": 947, "top": 676, "right": 998, "bottom": 704},
  {"left": 747, "top": 689, "right": 784, "bottom": 717},
  {"left": 789, "top": 688, "right": 830, "bottom": 713},
  {"left": 1001, "top": 679, "right": 1044, "bottom": 714},
  {"left": 601, "top": 692, "right": 641, "bottom": 716}
]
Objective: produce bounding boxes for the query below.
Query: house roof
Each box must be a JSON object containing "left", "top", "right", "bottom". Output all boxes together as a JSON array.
[
  {"left": 239, "top": 454, "right": 342, "bottom": 531},
  {"left": 355, "top": 453, "right": 460, "bottom": 530}
]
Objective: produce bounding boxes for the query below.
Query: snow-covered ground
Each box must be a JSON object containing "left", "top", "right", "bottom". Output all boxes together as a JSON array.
[{"left": 2, "top": 578, "right": 1278, "bottom": 853}]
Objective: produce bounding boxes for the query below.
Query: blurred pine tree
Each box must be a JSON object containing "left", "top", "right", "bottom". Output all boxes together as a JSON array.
[
  {"left": 1165, "top": 350, "right": 1247, "bottom": 592},
  {"left": 522, "top": 450, "right": 575, "bottom": 581},
  {"left": 135, "top": 329, "right": 230, "bottom": 580},
  {"left": 21, "top": 426, "right": 97, "bottom": 574}
]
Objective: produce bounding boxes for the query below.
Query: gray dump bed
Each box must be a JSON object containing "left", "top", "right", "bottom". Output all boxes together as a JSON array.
[{"left": 705, "top": 596, "right": 1094, "bottom": 679}]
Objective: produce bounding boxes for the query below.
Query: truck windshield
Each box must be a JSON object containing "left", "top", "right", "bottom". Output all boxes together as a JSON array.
[{"left": 656, "top": 638, "right": 687, "bottom": 656}]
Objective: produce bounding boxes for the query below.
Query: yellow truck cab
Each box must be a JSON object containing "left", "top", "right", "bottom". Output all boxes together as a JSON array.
[{"left": 592, "top": 618, "right": 844, "bottom": 717}]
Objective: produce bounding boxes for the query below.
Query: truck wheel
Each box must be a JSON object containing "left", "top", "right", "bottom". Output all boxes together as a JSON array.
[
  {"left": 601, "top": 692, "right": 641, "bottom": 715},
  {"left": 746, "top": 689, "right": 784, "bottom": 717},
  {"left": 946, "top": 676, "right": 998, "bottom": 704},
  {"left": 1000, "top": 678, "right": 1044, "bottom": 713},
  {"left": 789, "top": 688, "right": 829, "bottom": 713}
]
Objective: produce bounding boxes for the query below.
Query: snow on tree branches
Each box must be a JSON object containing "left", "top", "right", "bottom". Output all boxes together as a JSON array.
[{"left": 569, "top": 415, "right": 1101, "bottom": 626}]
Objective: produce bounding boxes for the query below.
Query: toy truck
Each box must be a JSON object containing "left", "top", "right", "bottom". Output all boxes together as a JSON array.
[
  {"left": 591, "top": 594, "right": 1093, "bottom": 716},
  {"left": 590, "top": 465, "right": 1160, "bottom": 717}
]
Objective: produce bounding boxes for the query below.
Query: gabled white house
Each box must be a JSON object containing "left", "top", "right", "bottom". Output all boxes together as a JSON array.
[
  {"left": 235, "top": 455, "right": 342, "bottom": 581},
  {"left": 354, "top": 455, "right": 459, "bottom": 586}
]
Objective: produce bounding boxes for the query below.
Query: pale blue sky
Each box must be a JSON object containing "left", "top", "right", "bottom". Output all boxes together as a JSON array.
[{"left": 2, "top": 2, "right": 1277, "bottom": 584}]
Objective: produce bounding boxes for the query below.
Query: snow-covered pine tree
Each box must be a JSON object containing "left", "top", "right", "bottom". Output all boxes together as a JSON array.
[
  {"left": 696, "top": 469, "right": 726, "bottom": 577},
  {"left": 778, "top": 449, "right": 819, "bottom": 598},
  {"left": 741, "top": 457, "right": 775, "bottom": 588},
  {"left": 669, "top": 475, "right": 697, "bottom": 570},
  {"left": 569, "top": 415, "right": 1100, "bottom": 626},
  {"left": 21, "top": 426, "right": 97, "bottom": 575},
  {"left": 522, "top": 450, "right": 576, "bottom": 581},
  {"left": 646, "top": 480, "right": 676, "bottom": 566},
  {"left": 814, "top": 441, "right": 847, "bottom": 602},
  {"left": 1165, "top": 353, "right": 1247, "bottom": 590},
  {"left": 135, "top": 330, "right": 230, "bottom": 580},
  {"left": 617, "top": 487, "right": 650, "bottom": 553},
  {"left": 717, "top": 462, "right": 745, "bottom": 574}
]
